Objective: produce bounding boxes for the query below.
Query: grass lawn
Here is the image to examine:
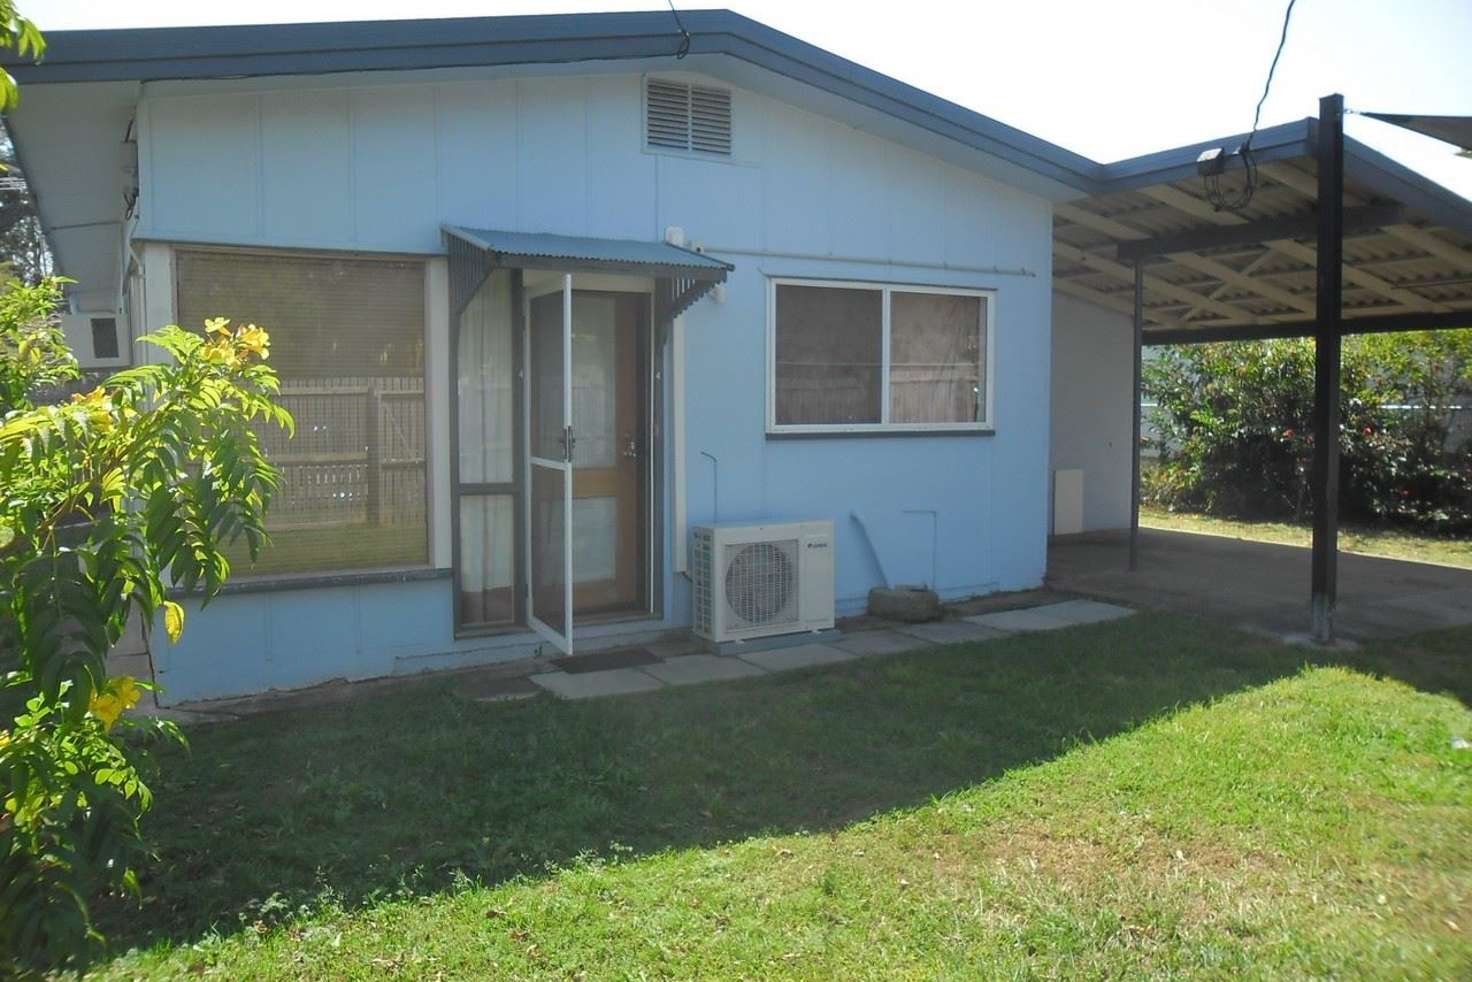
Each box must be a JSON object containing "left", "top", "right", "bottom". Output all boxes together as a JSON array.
[
  {"left": 1141, "top": 505, "right": 1472, "bottom": 568},
  {"left": 91, "top": 614, "right": 1471, "bottom": 979}
]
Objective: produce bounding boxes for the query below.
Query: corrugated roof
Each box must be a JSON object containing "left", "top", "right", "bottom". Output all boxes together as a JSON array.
[
  {"left": 1055, "top": 132, "right": 1472, "bottom": 344},
  {"left": 444, "top": 225, "right": 732, "bottom": 275}
]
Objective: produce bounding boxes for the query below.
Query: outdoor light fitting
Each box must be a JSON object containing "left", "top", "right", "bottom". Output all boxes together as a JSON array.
[
  {"left": 1197, "top": 144, "right": 1253, "bottom": 174},
  {"left": 1196, "top": 147, "right": 1229, "bottom": 177}
]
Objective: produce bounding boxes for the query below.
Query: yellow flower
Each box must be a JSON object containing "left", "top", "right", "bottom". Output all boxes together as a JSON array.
[
  {"left": 113, "top": 676, "right": 142, "bottom": 710},
  {"left": 201, "top": 340, "right": 239, "bottom": 368},
  {"left": 236, "top": 324, "right": 270, "bottom": 360},
  {"left": 71, "top": 388, "right": 115, "bottom": 433},
  {"left": 89, "top": 677, "right": 143, "bottom": 731},
  {"left": 90, "top": 692, "right": 124, "bottom": 730},
  {"left": 205, "top": 317, "right": 232, "bottom": 337}
]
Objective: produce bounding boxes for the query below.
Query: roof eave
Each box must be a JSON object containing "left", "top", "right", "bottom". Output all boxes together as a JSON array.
[{"left": 3, "top": 9, "right": 1102, "bottom": 193}]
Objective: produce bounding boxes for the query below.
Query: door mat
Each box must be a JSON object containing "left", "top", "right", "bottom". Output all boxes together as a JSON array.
[{"left": 552, "top": 647, "right": 661, "bottom": 674}]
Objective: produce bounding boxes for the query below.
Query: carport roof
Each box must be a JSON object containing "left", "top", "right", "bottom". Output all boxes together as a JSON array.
[{"left": 1054, "top": 119, "right": 1472, "bottom": 344}]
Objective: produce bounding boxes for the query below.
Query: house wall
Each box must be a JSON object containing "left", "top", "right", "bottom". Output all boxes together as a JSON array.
[
  {"left": 1049, "top": 292, "right": 1133, "bottom": 533},
  {"left": 132, "top": 68, "right": 1055, "bottom": 703}
]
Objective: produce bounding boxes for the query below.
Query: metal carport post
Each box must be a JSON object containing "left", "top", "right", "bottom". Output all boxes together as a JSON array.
[
  {"left": 1125, "top": 94, "right": 1348, "bottom": 643},
  {"left": 1310, "top": 93, "right": 1345, "bottom": 643},
  {"left": 1130, "top": 262, "right": 1143, "bottom": 573}
]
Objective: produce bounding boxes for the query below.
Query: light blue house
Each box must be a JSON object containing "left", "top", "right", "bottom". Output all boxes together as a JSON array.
[{"left": 12, "top": 11, "right": 1472, "bottom": 701}]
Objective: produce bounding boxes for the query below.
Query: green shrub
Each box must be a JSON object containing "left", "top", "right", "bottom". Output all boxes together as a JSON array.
[
  {"left": 1, "top": 283, "right": 292, "bottom": 971},
  {"left": 1143, "top": 331, "right": 1472, "bottom": 533}
]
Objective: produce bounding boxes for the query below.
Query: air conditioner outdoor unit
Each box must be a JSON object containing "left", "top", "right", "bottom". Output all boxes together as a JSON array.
[{"left": 691, "top": 520, "right": 835, "bottom": 644}]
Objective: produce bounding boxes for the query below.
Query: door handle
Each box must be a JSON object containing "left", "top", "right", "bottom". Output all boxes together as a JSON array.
[
  {"left": 561, "top": 426, "right": 576, "bottom": 462},
  {"left": 622, "top": 434, "right": 639, "bottom": 460}
]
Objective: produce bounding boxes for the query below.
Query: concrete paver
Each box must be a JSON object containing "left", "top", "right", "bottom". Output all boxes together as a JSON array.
[
  {"left": 642, "top": 654, "right": 767, "bottom": 686},
  {"left": 833, "top": 630, "right": 933, "bottom": 657},
  {"left": 529, "top": 668, "right": 664, "bottom": 700},
  {"left": 896, "top": 620, "right": 1011, "bottom": 645},
  {"left": 967, "top": 600, "right": 1132, "bottom": 633},
  {"left": 645, "top": 637, "right": 706, "bottom": 659},
  {"left": 737, "top": 643, "right": 855, "bottom": 673}
]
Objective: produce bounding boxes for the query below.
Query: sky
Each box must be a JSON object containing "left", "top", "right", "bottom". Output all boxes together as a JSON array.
[{"left": 30, "top": 0, "right": 1472, "bottom": 199}]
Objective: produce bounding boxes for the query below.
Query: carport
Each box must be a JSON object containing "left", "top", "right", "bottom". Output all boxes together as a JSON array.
[{"left": 1052, "top": 95, "right": 1472, "bottom": 641}]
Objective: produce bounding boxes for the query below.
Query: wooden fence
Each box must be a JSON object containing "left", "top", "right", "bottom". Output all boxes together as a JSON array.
[{"left": 259, "top": 376, "right": 426, "bottom": 532}]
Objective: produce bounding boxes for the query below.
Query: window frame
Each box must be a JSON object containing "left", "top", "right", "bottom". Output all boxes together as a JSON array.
[
  {"left": 765, "top": 277, "right": 997, "bottom": 436},
  {"left": 171, "top": 244, "right": 434, "bottom": 583}
]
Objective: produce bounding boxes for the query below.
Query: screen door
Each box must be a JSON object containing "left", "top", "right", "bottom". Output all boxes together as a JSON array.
[{"left": 525, "top": 275, "right": 574, "bottom": 652}]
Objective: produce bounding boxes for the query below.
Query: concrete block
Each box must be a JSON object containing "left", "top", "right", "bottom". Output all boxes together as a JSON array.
[
  {"left": 737, "top": 643, "right": 855, "bottom": 673},
  {"left": 868, "top": 586, "right": 943, "bottom": 622},
  {"left": 529, "top": 668, "right": 664, "bottom": 700},
  {"left": 642, "top": 654, "right": 767, "bottom": 686}
]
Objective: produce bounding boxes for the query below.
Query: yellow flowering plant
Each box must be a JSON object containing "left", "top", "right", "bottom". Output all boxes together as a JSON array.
[{"left": 0, "top": 280, "right": 292, "bottom": 970}]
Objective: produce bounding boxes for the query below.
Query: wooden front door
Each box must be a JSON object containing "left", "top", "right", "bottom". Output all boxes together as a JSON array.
[{"left": 569, "top": 290, "right": 649, "bottom": 616}]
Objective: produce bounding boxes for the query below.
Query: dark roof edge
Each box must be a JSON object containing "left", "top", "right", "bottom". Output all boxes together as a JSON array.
[
  {"left": 13, "top": 11, "right": 1472, "bottom": 216},
  {"left": 1336, "top": 130, "right": 1472, "bottom": 238},
  {"left": 1089, "top": 121, "right": 1472, "bottom": 237},
  {"left": 4, "top": 9, "right": 1105, "bottom": 192},
  {"left": 1093, "top": 119, "right": 1313, "bottom": 192}
]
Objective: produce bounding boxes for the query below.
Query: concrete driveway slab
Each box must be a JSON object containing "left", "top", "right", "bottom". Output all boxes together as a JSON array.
[
  {"left": 1049, "top": 529, "right": 1472, "bottom": 640},
  {"left": 737, "top": 643, "right": 855, "bottom": 673},
  {"left": 529, "top": 668, "right": 663, "bottom": 700},
  {"left": 642, "top": 654, "right": 767, "bottom": 686}
]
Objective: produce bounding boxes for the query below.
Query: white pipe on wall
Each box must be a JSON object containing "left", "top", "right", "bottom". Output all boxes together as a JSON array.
[
  {"left": 671, "top": 312, "right": 689, "bottom": 575},
  {"left": 700, "top": 245, "right": 1035, "bottom": 279}
]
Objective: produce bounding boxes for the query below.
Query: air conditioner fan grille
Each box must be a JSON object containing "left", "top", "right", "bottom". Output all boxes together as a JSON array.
[{"left": 722, "top": 539, "right": 799, "bottom": 629}]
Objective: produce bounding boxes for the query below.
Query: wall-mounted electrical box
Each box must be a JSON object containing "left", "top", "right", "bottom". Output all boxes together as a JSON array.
[{"left": 61, "top": 312, "right": 131, "bottom": 370}]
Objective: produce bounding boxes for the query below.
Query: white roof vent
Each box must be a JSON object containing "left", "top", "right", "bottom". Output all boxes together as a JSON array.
[{"left": 646, "top": 78, "right": 732, "bottom": 156}]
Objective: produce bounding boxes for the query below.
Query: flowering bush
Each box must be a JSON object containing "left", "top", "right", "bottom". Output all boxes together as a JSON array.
[
  {"left": 0, "top": 280, "right": 291, "bottom": 970},
  {"left": 1143, "top": 331, "right": 1472, "bottom": 532}
]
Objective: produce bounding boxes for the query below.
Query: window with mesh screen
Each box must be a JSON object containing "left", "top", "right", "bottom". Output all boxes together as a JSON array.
[
  {"left": 175, "top": 249, "right": 428, "bottom": 576},
  {"left": 770, "top": 279, "right": 991, "bottom": 432}
]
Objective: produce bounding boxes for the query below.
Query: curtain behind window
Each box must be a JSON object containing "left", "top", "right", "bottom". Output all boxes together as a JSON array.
[
  {"left": 456, "top": 270, "right": 515, "bottom": 628},
  {"left": 774, "top": 284, "right": 882, "bottom": 425},
  {"left": 890, "top": 292, "right": 984, "bottom": 423},
  {"left": 175, "top": 250, "right": 428, "bottom": 576}
]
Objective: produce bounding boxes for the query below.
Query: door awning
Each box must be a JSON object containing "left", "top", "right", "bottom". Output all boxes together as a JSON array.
[{"left": 444, "top": 225, "right": 733, "bottom": 328}]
